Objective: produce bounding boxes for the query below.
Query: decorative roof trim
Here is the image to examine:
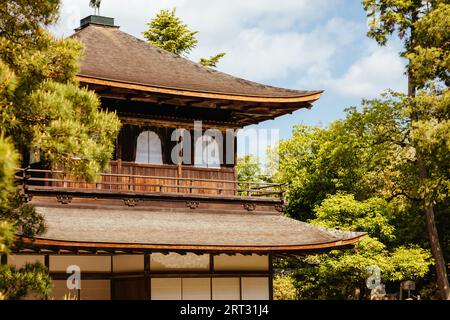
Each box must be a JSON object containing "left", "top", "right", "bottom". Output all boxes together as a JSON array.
[
  {"left": 17, "top": 234, "right": 365, "bottom": 253},
  {"left": 77, "top": 75, "right": 324, "bottom": 104}
]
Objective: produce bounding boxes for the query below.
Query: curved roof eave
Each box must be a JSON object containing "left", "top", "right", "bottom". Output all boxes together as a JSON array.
[
  {"left": 17, "top": 234, "right": 366, "bottom": 253},
  {"left": 77, "top": 75, "right": 324, "bottom": 104}
]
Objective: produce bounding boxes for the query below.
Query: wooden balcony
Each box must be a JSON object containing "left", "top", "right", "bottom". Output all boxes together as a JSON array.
[{"left": 17, "top": 161, "right": 285, "bottom": 202}]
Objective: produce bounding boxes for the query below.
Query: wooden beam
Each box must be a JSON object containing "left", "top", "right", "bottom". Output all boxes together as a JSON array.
[
  {"left": 236, "top": 110, "right": 278, "bottom": 116},
  {"left": 49, "top": 271, "right": 269, "bottom": 281},
  {"left": 156, "top": 97, "right": 179, "bottom": 105},
  {"left": 119, "top": 116, "right": 240, "bottom": 130}
]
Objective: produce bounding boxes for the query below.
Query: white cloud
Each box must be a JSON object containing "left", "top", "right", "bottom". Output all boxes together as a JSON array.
[
  {"left": 51, "top": 0, "right": 348, "bottom": 83},
  {"left": 51, "top": 1, "right": 405, "bottom": 99},
  {"left": 212, "top": 18, "right": 360, "bottom": 84},
  {"left": 52, "top": 0, "right": 336, "bottom": 38},
  {"left": 332, "top": 44, "right": 407, "bottom": 97}
]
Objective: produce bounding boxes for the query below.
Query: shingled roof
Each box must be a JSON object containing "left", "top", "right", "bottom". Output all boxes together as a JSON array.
[
  {"left": 22, "top": 205, "right": 365, "bottom": 253},
  {"left": 72, "top": 24, "right": 322, "bottom": 102}
]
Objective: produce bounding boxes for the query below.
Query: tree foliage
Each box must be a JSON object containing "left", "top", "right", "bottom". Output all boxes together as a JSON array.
[
  {"left": 143, "top": 8, "right": 225, "bottom": 67},
  {"left": 0, "top": 263, "right": 52, "bottom": 300},
  {"left": 142, "top": 8, "right": 198, "bottom": 57},
  {"left": 314, "top": 194, "right": 396, "bottom": 242},
  {"left": 284, "top": 192, "right": 432, "bottom": 300},
  {"left": 273, "top": 275, "right": 298, "bottom": 300},
  {"left": 363, "top": 0, "right": 449, "bottom": 88},
  {"left": 363, "top": 0, "right": 427, "bottom": 45},
  {"left": 0, "top": 0, "right": 61, "bottom": 40},
  {"left": 0, "top": 134, "right": 49, "bottom": 301},
  {"left": 276, "top": 94, "right": 408, "bottom": 221},
  {"left": 299, "top": 194, "right": 432, "bottom": 299},
  {"left": 275, "top": 91, "right": 448, "bottom": 298},
  {"left": 296, "top": 238, "right": 431, "bottom": 299},
  {"left": 236, "top": 155, "right": 269, "bottom": 182},
  {"left": 199, "top": 52, "right": 226, "bottom": 68},
  {"left": 0, "top": 33, "right": 121, "bottom": 181},
  {"left": 407, "top": 3, "right": 450, "bottom": 87},
  {"left": 363, "top": 0, "right": 450, "bottom": 299},
  {"left": 0, "top": 0, "right": 121, "bottom": 299}
]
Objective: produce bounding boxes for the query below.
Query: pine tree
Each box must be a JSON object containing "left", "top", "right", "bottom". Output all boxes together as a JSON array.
[
  {"left": 143, "top": 8, "right": 225, "bottom": 68},
  {"left": 199, "top": 52, "right": 226, "bottom": 68},
  {"left": 0, "top": 0, "right": 121, "bottom": 299},
  {"left": 142, "top": 8, "right": 198, "bottom": 57}
]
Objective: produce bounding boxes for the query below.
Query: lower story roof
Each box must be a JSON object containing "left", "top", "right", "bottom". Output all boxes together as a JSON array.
[{"left": 18, "top": 206, "right": 365, "bottom": 254}]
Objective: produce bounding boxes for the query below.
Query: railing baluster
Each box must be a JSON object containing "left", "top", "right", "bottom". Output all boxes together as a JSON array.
[{"left": 16, "top": 167, "right": 286, "bottom": 200}]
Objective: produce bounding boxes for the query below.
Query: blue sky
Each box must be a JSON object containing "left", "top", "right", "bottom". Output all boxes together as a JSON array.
[{"left": 51, "top": 0, "right": 408, "bottom": 156}]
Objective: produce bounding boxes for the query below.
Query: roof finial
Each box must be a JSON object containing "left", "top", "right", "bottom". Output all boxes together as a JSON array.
[{"left": 89, "top": 0, "right": 102, "bottom": 16}]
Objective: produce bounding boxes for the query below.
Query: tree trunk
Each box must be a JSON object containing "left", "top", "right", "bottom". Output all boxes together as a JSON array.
[
  {"left": 408, "top": 75, "right": 450, "bottom": 300},
  {"left": 416, "top": 158, "right": 450, "bottom": 300}
]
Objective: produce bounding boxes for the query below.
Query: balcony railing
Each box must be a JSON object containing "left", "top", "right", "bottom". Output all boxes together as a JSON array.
[{"left": 16, "top": 163, "right": 285, "bottom": 200}]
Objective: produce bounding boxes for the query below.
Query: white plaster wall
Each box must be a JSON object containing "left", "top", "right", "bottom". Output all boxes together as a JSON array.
[
  {"left": 211, "top": 278, "right": 240, "bottom": 300},
  {"left": 214, "top": 254, "right": 269, "bottom": 271},
  {"left": 241, "top": 277, "right": 269, "bottom": 300},
  {"left": 112, "top": 255, "right": 144, "bottom": 272}
]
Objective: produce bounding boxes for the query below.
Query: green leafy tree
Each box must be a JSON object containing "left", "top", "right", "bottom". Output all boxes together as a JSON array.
[
  {"left": 295, "top": 194, "right": 431, "bottom": 300},
  {"left": 363, "top": 0, "right": 449, "bottom": 88},
  {"left": 276, "top": 96, "right": 408, "bottom": 221},
  {"left": 275, "top": 92, "right": 448, "bottom": 299},
  {"left": 236, "top": 155, "right": 267, "bottom": 182},
  {"left": 236, "top": 155, "right": 273, "bottom": 197},
  {"left": 406, "top": 3, "right": 450, "bottom": 87},
  {"left": 0, "top": 0, "right": 121, "bottom": 299},
  {"left": 143, "top": 8, "right": 225, "bottom": 67},
  {"left": 273, "top": 275, "right": 298, "bottom": 300},
  {"left": 363, "top": 0, "right": 450, "bottom": 299}
]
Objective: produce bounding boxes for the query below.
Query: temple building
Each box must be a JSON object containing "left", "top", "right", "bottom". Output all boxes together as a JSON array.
[{"left": 7, "top": 15, "right": 365, "bottom": 300}]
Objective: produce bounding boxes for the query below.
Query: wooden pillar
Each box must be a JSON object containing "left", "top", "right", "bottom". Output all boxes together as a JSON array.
[
  {"left": 239, "top": 277, "right": 243, "bottom": 300},
  {"left": 210, "top": 254, "right": 214, "bottom": 301},
  {"left": 1, "top": 254, "right": 7, "bottom": 265},
  {"left": 144, "top": 253, "right": 151, "bottom": 300},
  {"left": 116, "top": 134, "right": 122, "bottom": 161},
  {"left": 110, "top": 255, "right": 114, "bottom": 300},
  {"left": 209, "top": 254, "right": 215, "bottom": 273},
  {"left": 233, "top": 132, "right": 238, "bottom": 195},
  {"left": 233, "top": 133, "right": 238, "bottom": 168},
  {"left": 269, "top": 254, "right": 274, "bottom": 301},
  {"left": 177, "top": 164, "right": 182, "bottom": 193},
  {"left": 44, "top": 255, "right": 50, "bottom": 269},
  {"left": 116, "top": 159, "right": 122, "bottom": 192}
]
